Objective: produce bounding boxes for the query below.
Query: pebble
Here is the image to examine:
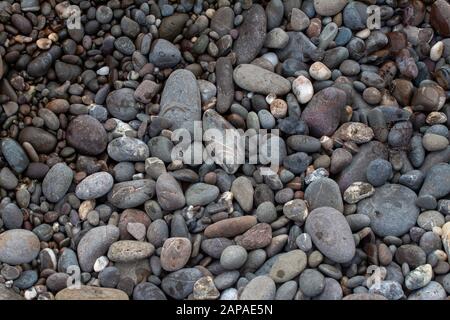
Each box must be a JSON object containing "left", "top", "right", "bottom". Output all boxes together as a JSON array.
[
  {"left": 156, "top": 173, "right": 185, "bottom": 211},
  {"left": 185, "top": 183, "right": 220, "bottom": 206},
  {"left": 75, "top": 172, "right": 114, "bottom": 200},
  {"left": 233, "top": 64, "right": 291, "bottom": 95},
  {"left": 405, "top": 264, "right": 433, "bottom": 290},
  {"left": 18, "top": 127, "right": 57, "bottom": 154},
  {"left": 133, "top": 282, "right": 166, "bottom": 300},
  {"left": 366, "top": 159, "right": 392, "bottom": 187},
  {"left": 231, "top": 176, "right": 254, "bottom": 212},
  {"left": 107, "top": 240, "right": 155, "bottom": 262},
  {"left": 149, "top": 39, "right": 181, "bottom": 69},
  {"left": 1, "top": 203, "right": 23, "bottom": 229},
  {"left": 408, "top": 281, "right": 447, "bottom": 300},
  {"left": 161, "top": 268, "right": 203, "bottom": 300},
  {"left": 108, "top": 180, "right": 155, "bottom": 209},
  {"left": 160, "top": 237, "right": 192, "bottom": 271},
  {"left": 269, "top": 250, "right": 307, "bottom": 283},
  {"left": 77, "top": 225, "right": 120, "bottom": 272},
  {"left": 0, "top": 168, "right": 18, "bottom": 190},
  {"left": 42, "top": 163, "right": 73, "bottom": 203},
  {"left": 0, "top": 138, "right": 29, "bottom": 173},
  {"left": 309, "top": 62, "right": 331, "bottom": 81},
  {"left": 343, "top": 182, "right": 375, "bottom": 204},
  {"left": 220, "top": 245, "right": 248, "bottom": 270},
  {"left": 305, "top": 178, "right": 344, "bottom": 212},
  {"left": 55, "top": 286, "right": 129, "bottom": 300},
  {"left": 240, "top": 276, "right": 276, "bottom": 300},
  {"left": 299, "top": 269, "right": 325, "bottom": 297},
  {"left": 107, "top": 136, "right": 149, "bottom": 162},
  {"left": 0, "top": 229, "right": 40, "bottom": 265},
  {"left": 305, "top": 207, "right": 355, "bottom": 263},
  {"left": 204, "top": 216, "right": 257, "bottom": 238},
  {"left": 292, "top": 75, "right": 314, "bottom": 104}
]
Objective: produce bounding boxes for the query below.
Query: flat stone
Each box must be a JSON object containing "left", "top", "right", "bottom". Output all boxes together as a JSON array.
[
  {"left": 107, "top": 240, "right": 155, "bottom": 262},
  {"left": 269, "top": 250, "right": 307, "bottom": 283},
  {"left": 55, "top": 286, "right": 129, "bottom": 300},
  {"left": 233, "top": 64, "right": 291, "bottom": 95},
  {"left": 160, "top": 237, "right": 192, "bottom": 271},
  {"left": 75, "top": 172, "right": 114, "bottom": 200},
  {"left": 0, "top": 229, "right": 40, "bottom": 265},
  {"left": 108, "top": 180, "right": 155, "bottom": 209},
  {"left": 42, "top": 163, "right": 73, "bottom": 203},
  {"left": 204, "top": 216, "right": 257, "bottom": 238}
]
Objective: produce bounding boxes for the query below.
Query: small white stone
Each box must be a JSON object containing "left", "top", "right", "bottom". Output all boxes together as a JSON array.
[
  {"left": 24, "top": 287, "right": 37, "bottom": 300},
  {"left": 355, "top": 28, "right": 371, "bottom": 39},
  {"left": 292, "top": 75, "right": 314, "bottom": 104},
  {"left": 261, "top": 52, "right": 279, "bottom": 67},
  {"left": 93, "top": 256, "right": 109, "bottom": 272},
  {"left": 343, "top": 182, "right": 375, "bottom": 204},
  {"left": 309, "top": 62, "right": 331, "bottom": 81},
  {"left": 220, "top": 288, "right": 238, "bottom": 300},
  {"left": 430, "top": 41, "right": 444, "bottom": 62},
  {"left": 265, "top": 93, "right": 277, "bottom": 104},
  {"left": 96, "top": 66, "right": 110, "bottom": 76},
  {"left": 405, "top": 264, "right": 433, "bottom": 290}
]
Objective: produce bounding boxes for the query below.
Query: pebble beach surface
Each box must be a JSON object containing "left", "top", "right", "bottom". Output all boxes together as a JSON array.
[{"left": 1, "top": 0, "right": 450, "bottom": 301}]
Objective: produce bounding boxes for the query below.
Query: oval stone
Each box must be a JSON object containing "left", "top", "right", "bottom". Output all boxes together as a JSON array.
[
  {"left": 0, "top": 229, "right": 40, "bottom": 265},
  {"left": 66, "top": 115, "right": 107, "bottom": 156}
]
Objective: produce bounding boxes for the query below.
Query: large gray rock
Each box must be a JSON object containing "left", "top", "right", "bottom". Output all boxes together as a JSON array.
[
  {"left": 148, "top": 39, "right": 181, "bottom": 68},
  {"left": 75, "top": 172, "right": 114, "bottom": 200},
  {"left": 107, "top": 136, "right": 149, "bottom": 162},
  {"left": 358, "top": 184, "right": 420, "bottom": 237},
  {"left": 77, "top": 225, "right": 120, "bottom": 272},
  {"left": 0, "top": 229, "right": 40, "bottom": 265},
  {"left": 42, "top": 163, "right": 73, "bottom": 203},
  {"left": 233, "top": 64, "right": 291, "bottom": 95},
  {"left": 107, "top": 180, "right": 156, "bottom": 209},
  {"left": 305, "top": 178, "right": 344, "bottom": 212},
  {"left": 305, "top": 207, "right": 355, "bottom": 263},
  {"left": 233, "top": 4, "right": 267, "bottom": 64},
  {"left": 159, "top": 69, "right": 201, "bottom": 134}
]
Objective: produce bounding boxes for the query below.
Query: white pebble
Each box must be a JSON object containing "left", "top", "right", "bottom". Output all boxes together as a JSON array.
[
  {"left": 355, "top": 28, "right": 371, "bottom": 39},
  {"left": 93, "top": 256, "right": 109, "bottom": 272},
  {"left": 309, "top": 62, "right": 331, "bottom": 81},
  {"left": 430, "top": 41, "right": 444, "bottom": 62},
  {"left": 261, "top": 52, "right": 279, "bottom": 67},
  {"left": 96, "top": 66, "right": 110, "bottom": 76},
  {"left": 292, "top": 75, "right": 314, "bottom": 104},
  {"left": 24, "top": 287, "right": 37, "bottom": 300}
]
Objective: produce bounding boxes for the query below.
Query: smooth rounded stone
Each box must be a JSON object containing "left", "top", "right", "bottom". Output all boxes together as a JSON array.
[
  {"left": 286, "top": 135, "right": 321, "bottom": 153},
  {"left": 343, "top": 1, "right": 368, "bottom": 31},
  {"left": 292, "top": 75, "right": 314, "bottom": 104},
  {"left": 33, "top": 224, "right": 53, "bottom": 242},
  {"left": 240, "top": 276, "right": 276, "bottom": 300},
  {"left": 305, "top": 178, "right": 344, "bottom": 213},
  {"left": 0, "top": 167, "right": 18, "bottom": 190},
  {"left": 235, "top": 223, "right": 272, "bottom": 250},
  {"left": 301, "top": 87, "right": 346, "bottom": 138},
  {"left": 155, "top": 173, "right": 185, "bottom": 211},
  {"left": 0, "top": 138, "right": 29, "bottom": 173},
  {"left": 113, "top": 162, "right": 135, "bottom": 182},
  {"left": 205, "top": 216, "right": 257, "bottom": 239},
  {"left": 266, "top": 0, "right": 284, "bottom": 30},
  {"left": 418, "top": 163, "right": 450, "bottom": 205},
  {"left": 18, "top": 127, "right": 57, "bottom": 154},
  {"left": 233, "top": 64, "right": 291, "bottom": 96},
  {"left": 220, "top": 245, "right": 248, "bottom": 270},
  {"left": 405, "top": 264, "right": 433, "bottom": 290},
  {"left": 337, "top": 141, "right": 389, "bottom": 193},
  {"left": 220, "top": 288, "right": 238, "bottom": 300},
  {"left": 366, "top": 159, "right": 392, "bottom": 187},
  {"left": 185, "top": 183, "right": 219, "bottom": 207},
  {"left": 14, "top": 270, "right": 37, "bottom": 289},
  {"left": 159, "top": 14, "right": 189, "bottom": 41},
  {"left": 295, "top": 233, "right": 312, "bottom": 252},
  {"left": 343, "top": 293, "right": 387, "bottom": 300},
  {"left": 114, "top": 36, "right": 135, "bottom": 55},
  {"left": 201, "top": 238, "right": 233, "bottom": 259},
  {"left": 214, "top": 271, "right": 240, "bottom": 291},
  {"left": 134, "top": 80, "right": 160, "bottom": 104},
  {"left": 148, "top": 39, "right": 181, "bottom": 69},
  {"left": 233, "top": 4, "right": 266, "bottom": 64},
  {"left": 314, "top": 0, "right": 348, "bottom": 16},
  {"left": 313, "top": 278, "right": 343, "bottom": 300},
  {"left": 211, "top": 7, "right": 234, "bottom": 37},
  {"left": 305, "top": 207, "right": 355, "bottom": 263},
  {"left": 1, "top": 203, "right": 23, "bottom": 229},
  {"left": 160, "top": 237, "right": 192, "bottom": 271},
  {"left": 215, "top": 57, "right": 234, "bottom": 114},
  {"left": 58, "top": 248, "right": 79, "bottom": 273},
  {"left": 408, "top": 281, "right": 447, "bottom": 300},
  {"left": 345, "top": 214, "right": 371, "bottom": 232},
  {"left": 417, "top": 211, "right": 445, "bottom": 231},
  {"left": 369, "top": 280, "right": 404, "bottom": 300},
  {"left": 309, "top": 62, "right": 331, "bottom": 81},
  {"left": 283, "top": 199, "right": 308, "bottom": 223},
  {"left": 148, "top": 136, "right": 173, "bottom": 163},
  {"left": 264, "top": 28, "right": 289, "bottom": 49},
  {"left": 75, "top": 172, "right": 113, "bottom": 200},
  {"left": 343, "top": 182, "right": 375, "bottom": 204},
  {"left": 0, "top": 229, "right": 40, "bottom": 265},
  {"left": 46, "top": 272, "right": 69, "bottom": 292},
  {"left": 107, "top": 240, "right": 155, "bottom": 262},
  {"left": 395, "top": 245, "right": 427, "bottom": 269},
  {"left": 108, "top": 180, "right": 155, "bottom": 209},
  {"left": 146, "top": 219, "right": 169, "bottom": 248},
  {"left": 299, "top": 269, "right": 325, "bottom": 297},
  {"left": 109, "top": 91, "right": 141, "bottom": 124},
  {"left": 256, "top": 201, "right": 277, "bottom": 223},
  {"left": 107, "top": 136, "right": 149, "bottom": 162},
  {"left": 231, "top": 176, "right": 254, "bottom": 212},
  {"left": 56, "top": 286, "right": 129, "bottom": 300},
  {"left": 283, "top": 152, "right": 312, "bottom": 174},
  {"left": 96, "top": 5, "right": 113, "bottom": 23},
  {"left": 275, "top": 281, "right": 297, "bottom": 300},
  {"left": 159, "top": 69, "right": 201, "bottom": 133},
  {"left": 412, "top": 83, "right": 446, "bottom": 113},
  {"left": 340, "top": 60, "right": 360, "bottom": 76},
  {"left": 55, "top": 61, "right": 81, "bottom": 82},
  {"left": 358, "top": 184, "right": 419, "bottom": 237},
  {"left": 77, "top": 225, "right": 120, "bottom": 272},
  {"left": 66, "top": 115, "right": 107, "bottom": 156},
  {"left": 398, "top": 170, "right": 424, "bottom": 192},
  {"left": 431, "top": 0, "right": 450, "bottom": 37},
  {"left": 422, "top": 133, "right": 449, "bottom": 152},
  {"left": 42, "top": 163, "right": 73, "bottom": 203},
  {"left": 443, "top": 274, "right": 450, "bottom": 294},
  {"left": 133, "top": 282, "right": 167, "bottom": 300},
  {"left": 269, "top": 250, "right": 307, "bottom": 283},
  {"left": 290, "top": 8, "right": 310, "bottom": 31},
  {"left": 161, "top": 268, "right": 203, "bottom": 300},
  {"left": 27, "top": 51, "right": 54, "bottom": 78}
]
